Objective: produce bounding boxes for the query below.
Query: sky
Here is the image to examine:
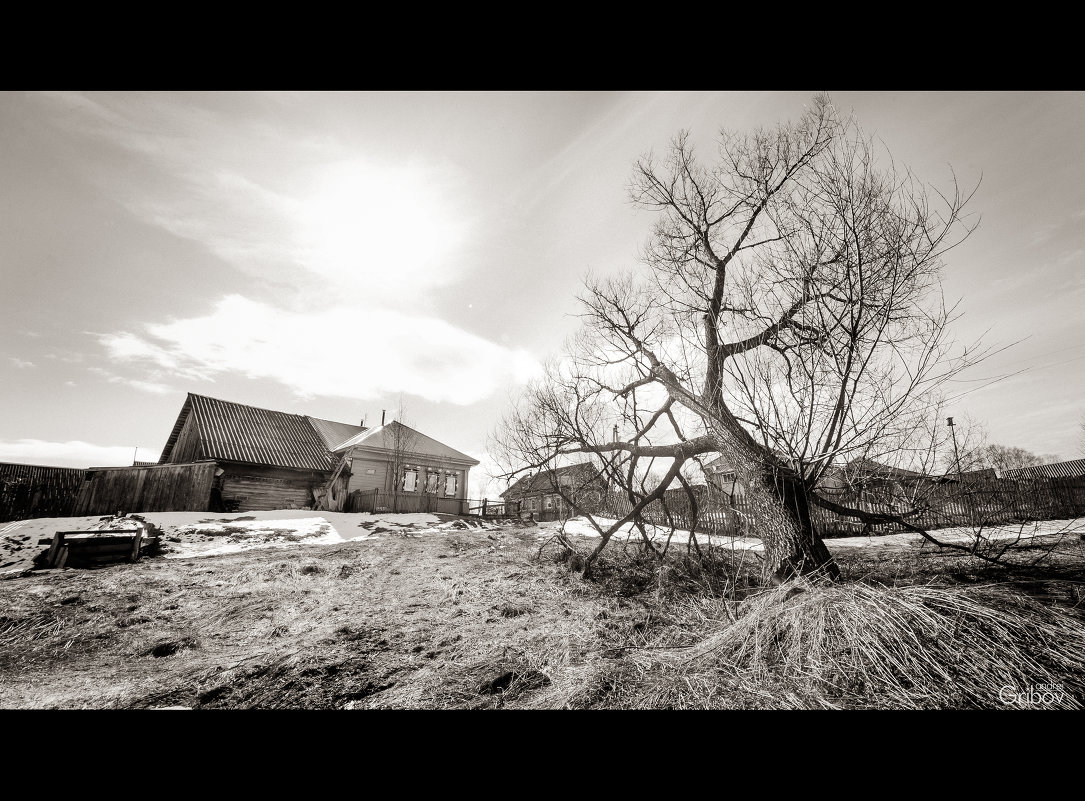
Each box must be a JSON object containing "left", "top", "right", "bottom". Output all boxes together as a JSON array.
[{"left": 2, "top": 91, "right": 1084, "bottom": 498}]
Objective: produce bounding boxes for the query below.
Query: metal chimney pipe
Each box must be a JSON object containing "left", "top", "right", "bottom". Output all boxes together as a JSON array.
[{"left": 382, "top": 409, "right": 386, "bottom": 425}]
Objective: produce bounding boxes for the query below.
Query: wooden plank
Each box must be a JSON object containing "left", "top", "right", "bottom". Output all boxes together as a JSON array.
[
  {"left": 81, "top": 553, "right": 137, "bottom": 564},
  {"left": 62, "top": 530, "right": 143, "bottom": 540},
  {"left": 54, "top": 529, "right": 142, "bottom": 536},
  {"left": 130, "top": 530, "right": 143, "bottom": 562},
  {"left": 46, "top": 532, "right": 67, "bottom": 568},
  {"left": 67, "top": 542, "right": 137, "bottom": 554}
]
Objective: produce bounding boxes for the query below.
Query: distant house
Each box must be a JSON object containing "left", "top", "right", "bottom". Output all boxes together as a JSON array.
[
  {"left": 702, "top": 453, "right": 847, "bottom": 501},
  {"left": 841, "top": 457, "right": 925, "bottom": 485},
  {"left": 500, "top": 462, "right": 606, "bottom": 521},
  {"left": 703, "top": 456, "right": 749, "bottom": 501},
  {"left": 933, "top": 467, "right": 999, "bottom": 484},
  {"left": 331, "top": 420, "right": 480, "bottom": 515},
  {"left": 703, "top": 453, "right": 937, "bottom": 504}
]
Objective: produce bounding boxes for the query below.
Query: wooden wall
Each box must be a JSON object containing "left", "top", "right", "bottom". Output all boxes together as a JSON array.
[
  {"left": 346, "top": 457, "right": 388, "bottom": 494},
  {"left": 0, "top": 463, "right": 86, "bottom": 522},
  {"left": 219, "top": 464, "right": 325, "bottom": 512},
  {"left": 72, "top": 462, "right": 219, "bottom": 516},
  {"left": 167, "top": 412, "right": 204, "bottom": 463},
  {"left": 346, "top": 453, "right": 469, "bottom": 502}
]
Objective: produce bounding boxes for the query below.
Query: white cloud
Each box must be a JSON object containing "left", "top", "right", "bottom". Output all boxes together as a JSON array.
[
  {"left": 44, "top": 93, "right": 535, "bottom": 406},
  {"left": 0, "top": 439, "right": 160, "bottom": 469},
  {"left": 8, "top": 357, "right": 34, "bottom": 368},
  {"left": 87, "top": 366, "right": 173, "bottom": 394},
  {"left": 100, "top": 295, "right": 541, "bottom": 405}
]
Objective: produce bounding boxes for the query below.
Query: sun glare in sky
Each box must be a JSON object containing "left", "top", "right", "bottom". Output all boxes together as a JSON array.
[{"left": 296, "top": 159, "right": 471, "bottom": 300}]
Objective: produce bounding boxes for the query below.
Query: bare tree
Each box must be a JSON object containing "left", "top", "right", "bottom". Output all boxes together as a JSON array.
[
  {"left": 385, "top": 398, "right": 421, "bottom": 512},
  {"left": 977, "top": 443, "right": 1045, "bottom": 475},
  {"left": 494, "top": 94, "right": 984, "bottom": 583}
]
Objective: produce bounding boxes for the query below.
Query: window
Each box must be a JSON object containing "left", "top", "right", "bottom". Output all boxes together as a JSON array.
[
  {"left": 402, "top": 466, "right": 418, "bottom": 492},
  {"left": 544, "top": 495, "right": 554, "bottom": 509},
  {"left": 425, "top": 470, "right": 439, "bottom": 494},
  {"left": 444, "top": 472, "right": 458, "bottom": 497}
]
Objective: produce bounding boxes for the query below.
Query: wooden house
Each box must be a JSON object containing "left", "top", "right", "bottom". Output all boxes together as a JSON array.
[
  {"left": 330, "top": 420, "right": 479, "bottom": 515},
  {"left": 154, "top": 393, "right": 365, "bottom": 512},
  {"left": 73, "top": 393, "right": 480, "bottom": 515},
  {"left": 500, "top": 462, "right": 606, "bottom": 522}
]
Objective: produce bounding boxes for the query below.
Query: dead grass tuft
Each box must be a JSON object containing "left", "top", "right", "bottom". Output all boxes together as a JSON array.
[{"left": 641, "top": 579, "right": 1085, "bottom": 709}]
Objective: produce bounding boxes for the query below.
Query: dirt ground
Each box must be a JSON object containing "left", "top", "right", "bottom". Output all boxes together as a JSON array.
[
  {"left": 2, "top": 511, "right": 1083, "bottom": 709},
  {"left": 0, "top": 513, "right": 621, "bottom": 709}
]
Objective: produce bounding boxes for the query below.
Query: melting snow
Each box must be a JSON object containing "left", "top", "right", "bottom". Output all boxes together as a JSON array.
[{"left": 542, "top": 515, "right": 1085, "bottom": 553}]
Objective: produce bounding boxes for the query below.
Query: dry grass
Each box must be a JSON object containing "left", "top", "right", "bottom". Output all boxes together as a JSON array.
[
  {"left": 654, "top": 579, "right": 1085, "bottom": 709},
  {"left": 2, "top": 520, "right": 1084, "bottom": 709}
]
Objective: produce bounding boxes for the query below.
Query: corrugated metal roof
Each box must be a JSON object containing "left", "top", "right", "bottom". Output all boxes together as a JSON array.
[
  {"left": 1002, "top": 459, "right": 1085, "bottom": 480},
  {"left": 307, "top": 416, "right": 367, "bottom": 452},
  {"left": 160, "top": 394, "right": 340, "bottom": 472},
  {"left": 332, "top": 421, "right": 479, "bottom": 464},
  {"left": 192, "top": 394, "right": 335, "bottom": 471}
]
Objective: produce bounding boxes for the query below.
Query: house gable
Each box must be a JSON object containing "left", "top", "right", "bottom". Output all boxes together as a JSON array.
[{"left": 333, "top": 421, "right": 479, "bottom": 466}]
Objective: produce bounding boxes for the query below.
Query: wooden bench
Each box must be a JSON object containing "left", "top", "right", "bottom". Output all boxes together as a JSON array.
[{"left": 40, "top": 529, "right": 157, "bottom": 569}]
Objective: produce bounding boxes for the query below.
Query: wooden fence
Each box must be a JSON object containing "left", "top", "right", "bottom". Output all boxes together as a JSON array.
[
  {"left": 345, "top": 488, "right": 470, "bottom": 516},
  {"left": 466, "top": 499, "right": 522, "bottom": 519},
  {"left": 0, "top": 463, "right": 86, "bottom": 522},
  {"left": 72, "top": 461, "right": 220, "bottom": 517},
  {"left": 589, "top": 476, "right": 1085, "bottom": 539}
]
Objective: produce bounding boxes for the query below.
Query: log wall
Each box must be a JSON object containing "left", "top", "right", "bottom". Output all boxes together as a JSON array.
[{"left": 219, "top": 464, "right": 326, "bottom": 512}]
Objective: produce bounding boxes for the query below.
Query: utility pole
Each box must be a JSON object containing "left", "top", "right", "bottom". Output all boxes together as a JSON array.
[
  {"left": 947, "top": 417, "right": 962, "bottom": 480},
  {"left": 948, "top": 416, "right": 972, "bottom": 526}
]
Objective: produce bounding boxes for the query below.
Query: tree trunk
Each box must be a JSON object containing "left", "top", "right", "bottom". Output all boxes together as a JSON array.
[
  {"left": 759, "top": 464, "right": 839, "bottom": 583},
  {"left": 707, "top": 415, "right": 840, "bottom": 584}
]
